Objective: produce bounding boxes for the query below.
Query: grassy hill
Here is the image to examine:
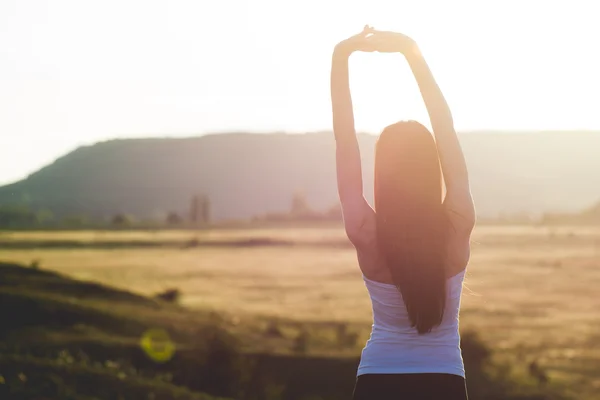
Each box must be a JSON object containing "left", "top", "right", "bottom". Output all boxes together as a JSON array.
[
  {"left": 1, "top": 131, "right": 600, "bottom": 222},
  {"left": 0, "top": 262, "right": 236, "bottom": 400}
]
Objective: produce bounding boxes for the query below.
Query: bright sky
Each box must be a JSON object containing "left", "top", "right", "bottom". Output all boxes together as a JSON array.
[{"left": 1, "top": 0, "right": 598, "bottom": 184}]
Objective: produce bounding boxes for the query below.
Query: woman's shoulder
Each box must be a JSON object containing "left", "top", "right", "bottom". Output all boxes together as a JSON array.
[
  {"left": 350, "top": 213, "right": 389, "bottom": 281},
  {"left": 344, "top": 199, "right": 376, "bottom": 247},
  {"left": 445, "top": 224, "right": 472, "bottom": 277}
]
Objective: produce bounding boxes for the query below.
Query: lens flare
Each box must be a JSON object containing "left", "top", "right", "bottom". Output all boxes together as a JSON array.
[{"left": 140, "top": 328, "right": 176, "bottom": 363}]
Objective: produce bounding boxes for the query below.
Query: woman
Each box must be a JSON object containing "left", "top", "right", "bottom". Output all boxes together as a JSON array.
[{"left": 331, "top": 26, "right": 476, "bottom": 400}]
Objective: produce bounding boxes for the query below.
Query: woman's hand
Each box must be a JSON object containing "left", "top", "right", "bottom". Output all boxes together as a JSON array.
[
  {"left": 366, "top": 29, "right": 419, "bottom": 56},
  {"left": 334, "top": 25, "right": 376, "bottom": 57}
]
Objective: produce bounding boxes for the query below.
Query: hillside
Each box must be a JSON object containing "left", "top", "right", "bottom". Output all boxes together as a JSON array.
[{"left": 1, "top": 131, "right": 600, "bottom": 220}]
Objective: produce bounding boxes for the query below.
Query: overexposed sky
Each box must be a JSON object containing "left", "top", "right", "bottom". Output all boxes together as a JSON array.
[{"left": 1, "top": 0, "right": 599, "bottom": 184}]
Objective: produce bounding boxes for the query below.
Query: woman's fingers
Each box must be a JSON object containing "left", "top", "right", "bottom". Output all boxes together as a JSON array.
[{"left": 335, "top": 25, "right": 377, "bottom": 53}]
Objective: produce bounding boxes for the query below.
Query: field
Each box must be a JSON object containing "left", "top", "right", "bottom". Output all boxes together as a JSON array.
[{"left": 1, "top": 225, "right": 600, "bottom": 399}]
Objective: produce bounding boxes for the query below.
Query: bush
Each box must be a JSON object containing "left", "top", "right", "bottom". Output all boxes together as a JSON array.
[{"left": 154, "top": 288, "right": 181, "bottom": 303}]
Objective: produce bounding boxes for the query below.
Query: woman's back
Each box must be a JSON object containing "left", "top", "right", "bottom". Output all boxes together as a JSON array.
[{"left": 359, "top": 270, "right": 466, "bottom": 377}]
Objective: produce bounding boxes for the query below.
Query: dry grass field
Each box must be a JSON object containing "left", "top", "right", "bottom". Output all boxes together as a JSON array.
[{"left": 1, "top": 225, "right": 600, "bottom": 398}]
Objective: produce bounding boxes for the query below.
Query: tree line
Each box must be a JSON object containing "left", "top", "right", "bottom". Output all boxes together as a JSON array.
[{"left": 0, "top": 194, "right": 212, "bottom": 229}]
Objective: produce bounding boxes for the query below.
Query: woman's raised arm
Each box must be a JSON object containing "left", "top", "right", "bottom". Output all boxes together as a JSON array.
[{"left": 331, "top": 27, "right": 376, "bottom": 244}]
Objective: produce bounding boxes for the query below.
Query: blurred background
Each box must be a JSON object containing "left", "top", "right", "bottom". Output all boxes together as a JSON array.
[{"left": 1, "top": 1, "right": 599, "bottom": 399}]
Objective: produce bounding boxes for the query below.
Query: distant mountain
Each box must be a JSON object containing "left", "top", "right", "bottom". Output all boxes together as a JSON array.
[{"left": 1, "top": 131, "right": 599, "bottom": 220}]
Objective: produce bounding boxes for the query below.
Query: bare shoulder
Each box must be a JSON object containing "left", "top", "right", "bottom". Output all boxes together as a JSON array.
[
  {"left": 343, "top": 205, "right": 384, "bottom": 279},
  {"left": 445, "top": 217, "right": 473, "bottom": 277},
  {"left": 344, "top": 199, "right": 376, "bottom": 247}
]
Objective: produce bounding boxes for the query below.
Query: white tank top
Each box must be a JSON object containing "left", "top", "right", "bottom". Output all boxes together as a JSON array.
[{"left": 358, "top": 270, "right": 466, "bottom": 377}]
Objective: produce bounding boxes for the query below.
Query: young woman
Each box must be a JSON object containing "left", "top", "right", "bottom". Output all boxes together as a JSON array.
[{"left": 331, "top": 26, "right": 476, "bottom": 400}]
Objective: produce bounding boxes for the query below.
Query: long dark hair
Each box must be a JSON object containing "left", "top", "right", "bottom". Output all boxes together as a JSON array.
[{"left": 374, "top": 120, "right": 449, "bottom": 334}]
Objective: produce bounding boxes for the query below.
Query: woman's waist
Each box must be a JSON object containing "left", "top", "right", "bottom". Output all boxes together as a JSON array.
[
  {"left": 368, "top": 325, "right": 460, "bottom": 344},
  {"left": 359, "top": 327, "right": 464, "bottom": 376},
  {"left": 361, "top": 338, "right": 463, "bottom": 365}
]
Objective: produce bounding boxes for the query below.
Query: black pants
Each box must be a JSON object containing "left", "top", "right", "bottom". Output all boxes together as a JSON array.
[{"left": 352, "top": 373, "right": 468, "bottom": 400}]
